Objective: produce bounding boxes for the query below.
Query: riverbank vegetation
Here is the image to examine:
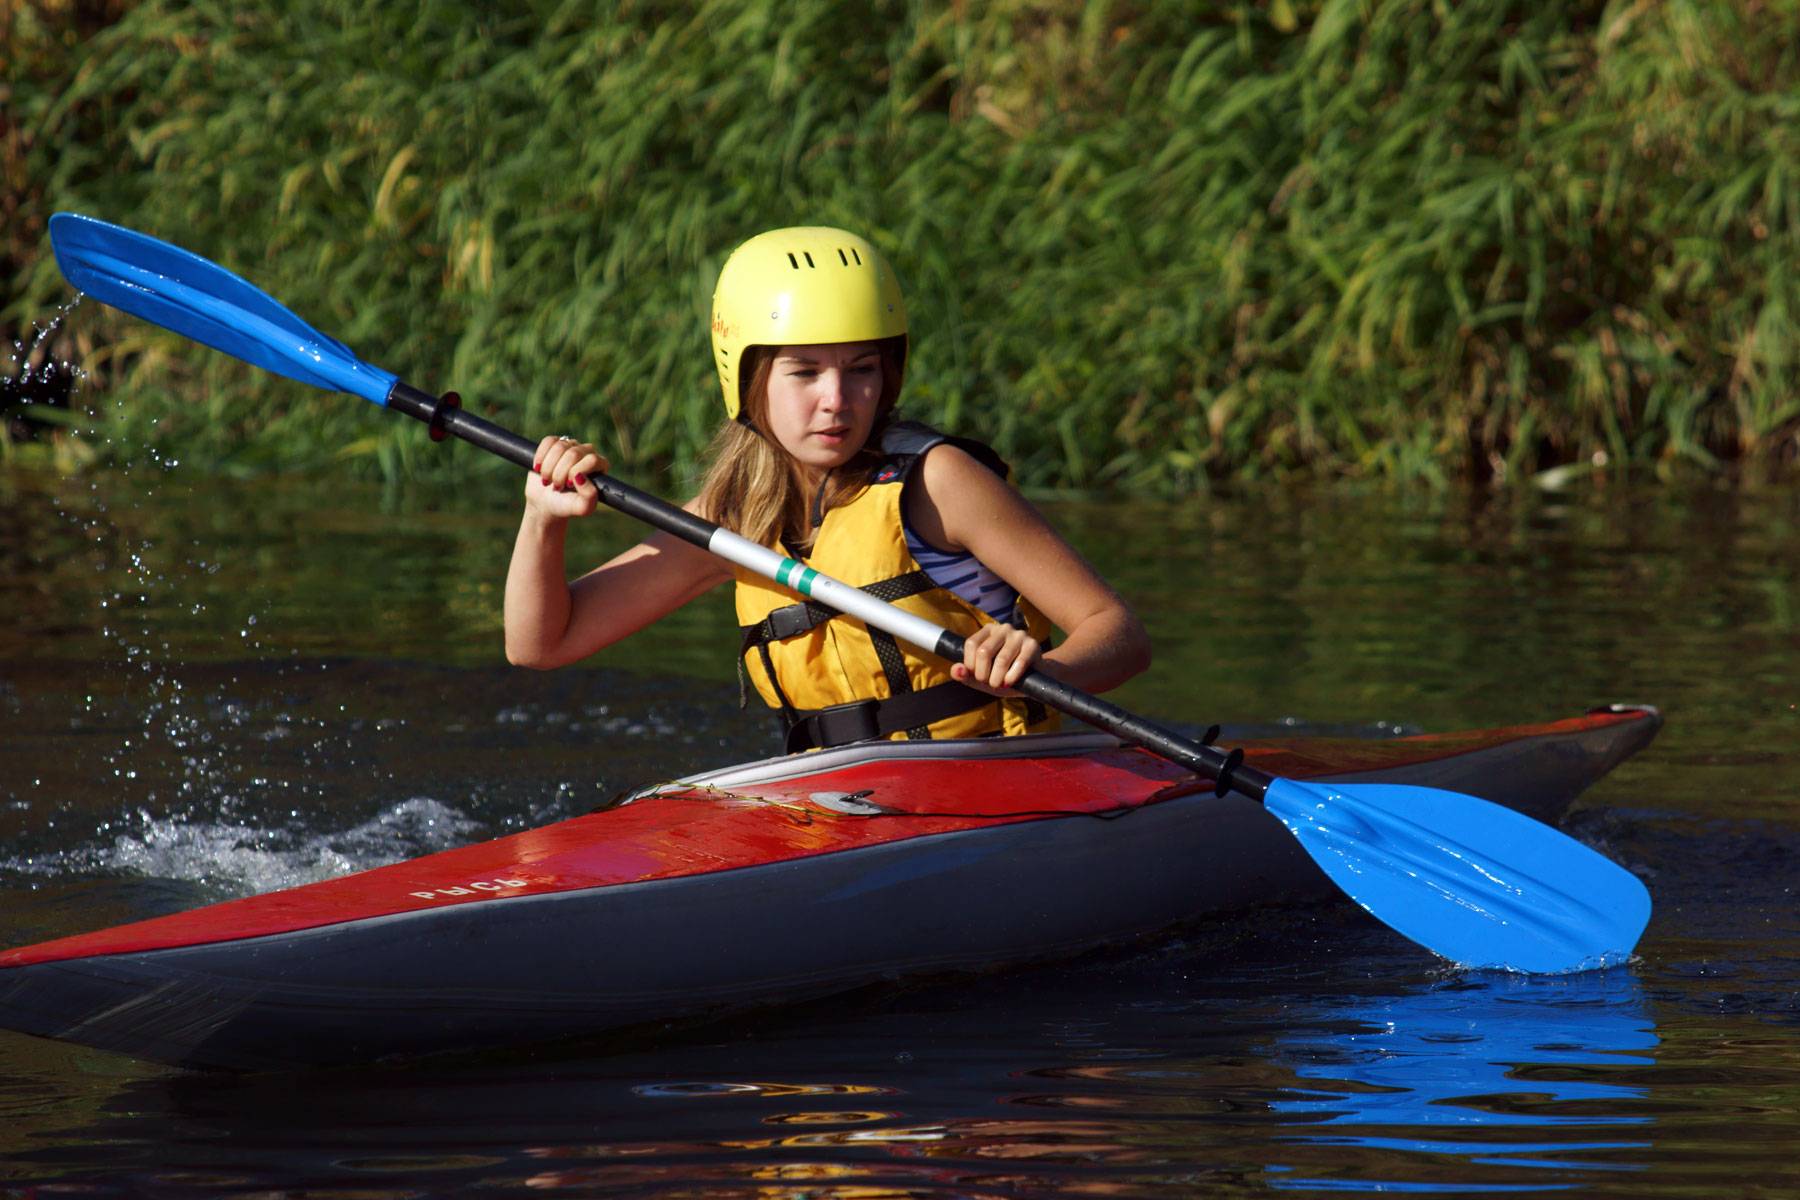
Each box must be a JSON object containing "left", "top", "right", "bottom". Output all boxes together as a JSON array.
[{"left": 5, "top": 0, "right": 1797, "bottom": 490}]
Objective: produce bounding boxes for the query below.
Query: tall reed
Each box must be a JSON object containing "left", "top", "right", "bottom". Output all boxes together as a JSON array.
[{"left": 6, "top": 0, "right": 1797, "bottom": 490}]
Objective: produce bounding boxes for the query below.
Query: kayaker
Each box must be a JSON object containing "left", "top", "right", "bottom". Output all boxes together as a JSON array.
[{"left": 504, "top": 226, "right": 1150, "bottom": 751}]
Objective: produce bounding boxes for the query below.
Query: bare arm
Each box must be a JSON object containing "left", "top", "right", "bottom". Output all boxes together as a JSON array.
[
  {"left": 505, "top": 436, "right": 730, "bottom": 669},
  {"left": 906, "top": 444, "right": 1152, "bottom": 694}
]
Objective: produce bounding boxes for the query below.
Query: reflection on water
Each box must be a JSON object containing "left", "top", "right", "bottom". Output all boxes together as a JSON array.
[
  {"left": 1267, "top": 973, "right": 1656, "bottom": 1193},
  {"left": 0, "top": 958, "right": 1686, "bottom": 1198}
]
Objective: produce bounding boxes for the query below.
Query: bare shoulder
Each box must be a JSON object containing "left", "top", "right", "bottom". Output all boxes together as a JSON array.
[
  {"left": 909, "top": 441, "right": 1033, "bottom": 553},
  {"left": 916, "top": 440, "right": 1006, "bottom": 494}
]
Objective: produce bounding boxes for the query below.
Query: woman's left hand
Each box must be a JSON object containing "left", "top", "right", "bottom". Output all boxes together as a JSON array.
[{"left": 950, "top": 622, "right": 1042, "bottom": 697}]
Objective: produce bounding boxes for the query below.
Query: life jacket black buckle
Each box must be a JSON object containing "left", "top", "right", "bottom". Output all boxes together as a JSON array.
[
  {"left": 785, "top": 699, "right": 883, "bottom": 753},
  {"left": 763, "top": 603, "right": 824, "bottom": 642}
]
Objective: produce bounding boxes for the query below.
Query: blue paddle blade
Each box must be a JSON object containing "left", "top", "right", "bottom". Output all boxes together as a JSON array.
[
  {"left": 48, "top": 212, "right": 397, "bottom": 406},
  {"left": 1264, "top": 778, "right": 1650, "bottom": 974}
]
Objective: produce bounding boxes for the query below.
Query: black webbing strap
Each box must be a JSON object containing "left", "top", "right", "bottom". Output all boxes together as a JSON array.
[
  {"left": 739, "top": 569, "right": 938, "bottom": 652},
  {"left": 782, "top": 679, "right": 997, "bottom": 753},
  {"left": 741, "top": 633, "right": 806, "bottom": 726},
  {"left": 737, "top": 562, "right": 1053, "bottom": 747},
  {"left": 865, "top": 627, "right": 930, "bottom": 738},
  {"left": 737, "top": 569, "right": 938, "bottom": 727}
]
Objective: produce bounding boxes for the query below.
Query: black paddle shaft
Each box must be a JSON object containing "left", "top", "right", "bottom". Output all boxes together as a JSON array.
[
  {"left": 385, "top": 381, "right": 1275, "bottom": 801},
  {"left": 387, "top": 381, "right": 721, "bottom": 544},
  {"left": 950, "top": 645, "right": 1276, "bottom": 800}
]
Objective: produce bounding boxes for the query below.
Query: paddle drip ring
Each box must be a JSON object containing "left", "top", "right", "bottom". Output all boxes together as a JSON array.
[
  {"left": 1212, "top": 747, "right": 1244, "bottom": 798},
  {"left": 427, "top": 390, "right": 461, "bottom": 442}
]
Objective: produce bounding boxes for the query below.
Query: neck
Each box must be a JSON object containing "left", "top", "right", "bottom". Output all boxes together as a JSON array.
[{"left": 802, "top": 467, "right": 832, "bottom": 531}]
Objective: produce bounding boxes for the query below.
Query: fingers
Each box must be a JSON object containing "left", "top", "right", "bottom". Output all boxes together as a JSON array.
[
  {"left": 533, "top": 435, "right": 610, "bottom": 490},
  {"left": 528, "top": 435, "right": 611, "bottom": 513},
  {"left": 952, "top": 623, "right": 1041, "bottom": 696}
]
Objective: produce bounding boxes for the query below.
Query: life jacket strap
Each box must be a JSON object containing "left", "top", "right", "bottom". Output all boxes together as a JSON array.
[
  {"left": 738, "top": 569, "right": 938, "bottom": 730},
  {"left": 740, "top": 565, "right": 1052, "bottom": 746},
  {"left": 782, "top": 680, "right": 1000, "bottom": 753},
  {"left": 739, "top": 569, "right": 938, "bottom": 650}
]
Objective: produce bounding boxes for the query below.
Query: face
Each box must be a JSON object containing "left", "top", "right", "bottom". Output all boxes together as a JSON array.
[{"left": 761, "top": 341, "right": 884, "bottom": 478}]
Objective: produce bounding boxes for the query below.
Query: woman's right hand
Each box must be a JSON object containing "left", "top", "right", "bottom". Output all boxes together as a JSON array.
[{"left": 527, "top": 435, "right": 611, "bottom": 520}]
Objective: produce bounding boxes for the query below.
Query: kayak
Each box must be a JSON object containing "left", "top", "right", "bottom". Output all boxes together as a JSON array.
[{"left": 0, "top": 706, "right": 1659, "bottom": 1070}]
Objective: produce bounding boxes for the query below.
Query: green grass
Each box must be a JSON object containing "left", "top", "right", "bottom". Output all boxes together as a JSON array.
[{"left": 5, "top": 0, "right": 1798, "bottom": 491}]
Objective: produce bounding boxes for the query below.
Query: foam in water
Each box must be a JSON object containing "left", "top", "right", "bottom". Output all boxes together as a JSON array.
[{"left": 5, "top": 796, "right": 482, "bottom": 898}]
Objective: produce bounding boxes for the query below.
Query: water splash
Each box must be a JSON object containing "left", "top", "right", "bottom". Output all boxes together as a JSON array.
[
  {"left": 2, "top": 298, "right": 86, "bottom": 430},
  {"left": 2, "top": 796, "right": 481, "bottom": 898},
  {"left": 27, "top": 354, "right": 265, "bottom": 831}
]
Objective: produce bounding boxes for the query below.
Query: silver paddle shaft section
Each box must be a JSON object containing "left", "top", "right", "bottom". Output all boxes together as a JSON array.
[
  {"left": 706, "top": 527, "right": 961, "bottom": 658},
  {"left": 385, "top": 381, "right": 1268, "bottom": 799}
]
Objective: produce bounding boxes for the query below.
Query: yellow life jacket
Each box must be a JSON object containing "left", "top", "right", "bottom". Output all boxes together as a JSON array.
[{"left": 735, "top": 421, "right": 1060, "bottom": 752}]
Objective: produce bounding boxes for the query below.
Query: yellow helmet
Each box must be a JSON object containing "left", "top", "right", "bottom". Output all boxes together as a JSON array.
[{"left": 710, "top": 226, "right": 907, "bottom": 421}]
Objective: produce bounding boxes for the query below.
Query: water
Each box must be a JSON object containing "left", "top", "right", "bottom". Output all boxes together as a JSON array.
[
  {"left": 3, "top": 302, "right": 85, "bottom": 420},
  {"left": 1, "top": 463, "right": 1797, "bottom": 1197}
]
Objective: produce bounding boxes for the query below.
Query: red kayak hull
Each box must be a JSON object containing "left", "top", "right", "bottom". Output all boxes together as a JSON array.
[{"left": 0, "top": 707, "right": 1659, "bottom": 1069}]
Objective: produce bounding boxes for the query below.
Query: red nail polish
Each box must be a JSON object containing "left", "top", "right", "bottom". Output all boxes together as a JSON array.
[
  {"left": 533, "top": 462, "right": 541, "bottom": 472},
  {"left": 573, "top": 473, "right": 587, "bottom": 486}
]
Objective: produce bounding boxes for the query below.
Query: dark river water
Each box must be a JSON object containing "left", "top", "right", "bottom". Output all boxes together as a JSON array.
[{"left": 1, "top": 462, "right": 1796, "bottom": 1197}]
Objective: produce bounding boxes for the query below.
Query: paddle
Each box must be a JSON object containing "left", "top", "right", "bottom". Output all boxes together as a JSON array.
[{"left": 47, "top": 211, "right": 1652, "bottom": 974}]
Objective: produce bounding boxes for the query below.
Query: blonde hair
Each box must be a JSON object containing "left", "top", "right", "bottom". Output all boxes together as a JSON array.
[{"left": 696, "top": 337, "right": 906, "bottom": 555}]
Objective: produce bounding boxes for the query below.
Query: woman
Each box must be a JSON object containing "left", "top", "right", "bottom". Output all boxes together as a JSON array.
[{"left": 505, "top": 226, "right": 1149, "bottom": 752}]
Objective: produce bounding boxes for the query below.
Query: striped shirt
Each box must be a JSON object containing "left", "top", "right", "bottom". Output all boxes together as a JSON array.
[{"left": 902, "top": 524, "right": 1020, "bottom": 623}]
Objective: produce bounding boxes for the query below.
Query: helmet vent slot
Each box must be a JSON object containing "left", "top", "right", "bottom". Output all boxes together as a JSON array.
[
  {"left": 850, "top": 247, "right": 863, "bottom": 265},
  {"left": 786, "top": 253, "right": 799, "bottom": 269},
  {"left": 837, "top": 249, "right": 849, "bottom": 266},
  {"left": 803, "top": 251, "right": 816, "bottom": 268}
]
